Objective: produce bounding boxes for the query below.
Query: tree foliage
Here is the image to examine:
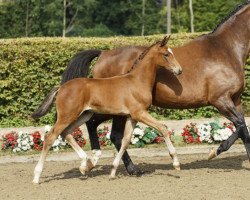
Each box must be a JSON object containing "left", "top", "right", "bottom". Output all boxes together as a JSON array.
[{"left": 0, "top": 0, "right": 246, "bottom": 38}]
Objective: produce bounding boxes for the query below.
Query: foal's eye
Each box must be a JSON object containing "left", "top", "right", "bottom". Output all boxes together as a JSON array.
[{"left": 164, "top": 53, "right": 170, "bottom": 58}]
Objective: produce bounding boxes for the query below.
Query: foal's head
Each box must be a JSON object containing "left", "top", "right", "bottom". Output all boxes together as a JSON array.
[{"left": 151, "top": 36, "right": 182, "bottom": 75}]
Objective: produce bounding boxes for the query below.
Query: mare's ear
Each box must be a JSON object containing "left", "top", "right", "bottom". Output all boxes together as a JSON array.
[{"left": 160, "top": 35, "right": 171, "bottom": 47}]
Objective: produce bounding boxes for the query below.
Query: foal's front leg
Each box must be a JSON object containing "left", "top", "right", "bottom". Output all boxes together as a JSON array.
[
  {"left": 110, "top": 117, "right": 136, "bottom": 179},
  {"left": 133, "top": 111, "right": 180, "bottom": 170}
]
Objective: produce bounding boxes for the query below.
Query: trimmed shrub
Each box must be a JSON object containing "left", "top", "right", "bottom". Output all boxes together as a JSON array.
[{"left": 0, "top": 33, "right": 249, "bottom": 127}]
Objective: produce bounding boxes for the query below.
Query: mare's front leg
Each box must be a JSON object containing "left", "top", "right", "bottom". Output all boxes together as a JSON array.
[
  {"left": 209, "top": 97, "right": 250, "bottom": 160},
  {"left": 110, "top": 116, "right": 143, "bottom": 176},
  {"left": 132, "top": 111, "right": 180, "bottom": 170},
  {"left": 110, "top": 117, "right": 136, "bottom": 179}
]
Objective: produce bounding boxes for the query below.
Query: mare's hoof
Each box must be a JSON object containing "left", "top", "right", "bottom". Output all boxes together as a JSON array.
[
  {"left": 208, "top": 148, "right": 217, "bottom": 160},
  {"left": 126, "top": 163, "right": 144, "bottom": 176}
]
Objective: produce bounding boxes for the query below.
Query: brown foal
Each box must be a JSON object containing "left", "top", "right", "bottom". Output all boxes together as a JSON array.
[{"left": 32, "top": 36, "right": 182, "bottom": 183}]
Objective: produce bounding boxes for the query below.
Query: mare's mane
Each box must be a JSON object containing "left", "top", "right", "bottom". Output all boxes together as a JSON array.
[{"left": 212, "top": 1, "right": 250, "bottom": 33}]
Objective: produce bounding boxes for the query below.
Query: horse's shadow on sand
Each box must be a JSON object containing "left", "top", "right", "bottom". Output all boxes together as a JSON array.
[{"left": 42, "top": 154, "right": 250, "bottom": 183}]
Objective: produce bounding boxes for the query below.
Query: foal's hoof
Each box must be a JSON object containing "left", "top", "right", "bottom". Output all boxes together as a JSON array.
[
  {"left": 126, "top": 162, "right": 144, "bottom": 176},
  {"left": 109, "top": 175, "right": 116, "bottom": 180},
  {"left": 173, "top": 165, "right": 181, "bottom": 171},
  {"left": 208, "top": 148, "right": 217, "bottom": 160},
  {"left": 32, "top": 179, "right": 39, "bottom": 184},
  {"left": 86, "top": 159, "right": 95, "bottom": 172},
  {"left": 79, "top": 166, "right": 86, "bottom": 175}
]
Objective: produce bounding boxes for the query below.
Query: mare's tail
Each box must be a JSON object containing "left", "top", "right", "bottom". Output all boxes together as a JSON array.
[
  {"left": 31, "top": 86, "right": 60, "bottom": 119},
  {"left": 61, "top": 49, "right": 102, "bottom": 84}
]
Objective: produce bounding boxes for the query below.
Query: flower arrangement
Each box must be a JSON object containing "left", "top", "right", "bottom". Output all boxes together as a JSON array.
[
  {"left": 1, "top": 131, "right": 18, "bottom": 150},
  {"left": 71, "top": 128, "right": 86, "bottom": 147},
  {"left": 32, "top": 131, "right": 43, "bottom": 151},
  {"left": 0, "top": 121, "right": 236, "bottom": 153},
  {"left": 13, "top": 132, "right": 34, "bottom": 152},
  {"left": 181, "top": 121, "right": 234, "bottom": 144},
  {"left": 1, "top": 126, "right": 87, "bottom": 152},
  {"left": 97, "top": 126, "right": 112, "bottom": 146},
  {"left": 130, "top": 125, "right": 172, "bottom": 147},
  {"left": 182, "top": 123, "right": 201, "bottom": 144},
  {"left": 209, "top": 121, "right": 233, "bottom": 142}
]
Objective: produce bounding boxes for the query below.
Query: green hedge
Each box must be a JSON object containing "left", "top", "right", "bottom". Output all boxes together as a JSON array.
[{"left": 0, "top": 33, "right": 250, "bottom": 127}]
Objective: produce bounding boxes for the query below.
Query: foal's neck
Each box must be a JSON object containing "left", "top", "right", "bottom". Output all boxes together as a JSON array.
[{"left": 129, "top": 54, "right": 157, "bottom": 91}]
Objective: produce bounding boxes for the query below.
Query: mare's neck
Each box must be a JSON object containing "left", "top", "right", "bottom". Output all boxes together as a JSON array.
[
  {"left": 129, "top": 54, "right": 157, "bottom": 91},
  {"left": 211, "top": 7, "right": 250, "bottom": 66}
]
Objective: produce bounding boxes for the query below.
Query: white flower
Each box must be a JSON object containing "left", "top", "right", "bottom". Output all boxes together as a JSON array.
[
  {"left": 133, "top": 127, "right": 144, "bottom": 136},
  {"left": 106, "top": 131, "right": 111, "bottom": 140},
  {"left": 53, "top": 146, "right": 59, "bottom": 152},
  {"left": 45, "top": 125, "right": 52, "bottom": 133},
  {"left": 13, "top": 147, "right": 21, "bottom": 152},
  {"left": 217, "top": 128, "right": 233, "bottom": 140},
  {"left": 213, "top": 133, "right": 222, "bottom": 141},
  {"left": 197, "top": 124, "right": 212, "bottom": 142},
  {"left": 52, "top": 139, "right": 60, "bottom": 147},
  {"left": 18, "top": 131, "right": 23, "bottom": 137},
  {"left": 21, "top": 140, "right": 28, "bottom": 146},
  {"left": 131, "top": 137, "right": 139, "bottom": 144},
  {"left": 22, "top": 146, "right": 28, "bottom": 151}
]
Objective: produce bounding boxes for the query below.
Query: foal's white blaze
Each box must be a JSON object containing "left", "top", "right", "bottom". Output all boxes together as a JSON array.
[{"left": 168, "top": 48, "right": 173, "bottom": 55}]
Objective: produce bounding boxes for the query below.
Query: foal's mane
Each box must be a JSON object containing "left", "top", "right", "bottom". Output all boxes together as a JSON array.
[
  {"left": 212, "top": 1, "right": 250, "bottom": 33},
  {"left": 127, "top": 41, "right": 160, "bottom": 73}
]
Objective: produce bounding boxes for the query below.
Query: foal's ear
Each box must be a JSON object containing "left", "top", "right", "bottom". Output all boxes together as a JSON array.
[{"left": 160, "top": 35, "right": 171, "bottom": 47}]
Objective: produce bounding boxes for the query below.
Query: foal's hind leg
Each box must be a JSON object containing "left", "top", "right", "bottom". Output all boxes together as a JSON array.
[
  {"left": 33, "top": 122, "right": 68, "bottom": 184},
  {"left": 61, "top": 111, "right": 95, "bottom": 174},
  {"left": 132, "top": 111, "right": 180, "bottom": 170},
  {"left": 209, "top": 97, "right": 250, "bottom": 160},
  {"left": 110, "top": 117, "right": 136, "bottom": 179},
  {"left": 110, "top": 116, "right": 143, "bottom": 176}
]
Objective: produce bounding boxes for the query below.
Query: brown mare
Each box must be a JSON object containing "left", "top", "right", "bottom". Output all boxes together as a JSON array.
[
  {"left": 60, "top": 2, "right": 250, "bottom": 175},
  {"left": 32, "top": 36, "right": 182, "bottom": 184}
]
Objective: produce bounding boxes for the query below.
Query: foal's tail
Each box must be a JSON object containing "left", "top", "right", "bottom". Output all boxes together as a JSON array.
[
  {"left": 61, "top": 49, "right": 102, "bottom": 84},
  {"left": 31, "top": 86, "right": 60, "bottom": 119}
]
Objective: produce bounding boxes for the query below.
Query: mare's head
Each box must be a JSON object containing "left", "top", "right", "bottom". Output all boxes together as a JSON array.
[{"left": 150, "top": 35, "right": 182, "bottom": 75}]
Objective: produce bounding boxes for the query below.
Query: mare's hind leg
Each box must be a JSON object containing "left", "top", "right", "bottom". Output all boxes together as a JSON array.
[
  {"left": 33, "top": 122, "right": 68, "bottom": 184},
  {"left": 86, "top": 114, "right": 112, "bottom": 169},
  {"left": 110, "top": 117, "right": 136, "bottom": 179},
  {"left": 132, "top": 111, "right": 180, "bottom": 170},
  {"left": 87, "top": 114, "right": 142, "bottom": 175},
  {"left": 61, "top": 111, "right": 95, "bottom": 174},
  {"left": 209, "top": 97, "right": 250, "bottom": 160}
]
